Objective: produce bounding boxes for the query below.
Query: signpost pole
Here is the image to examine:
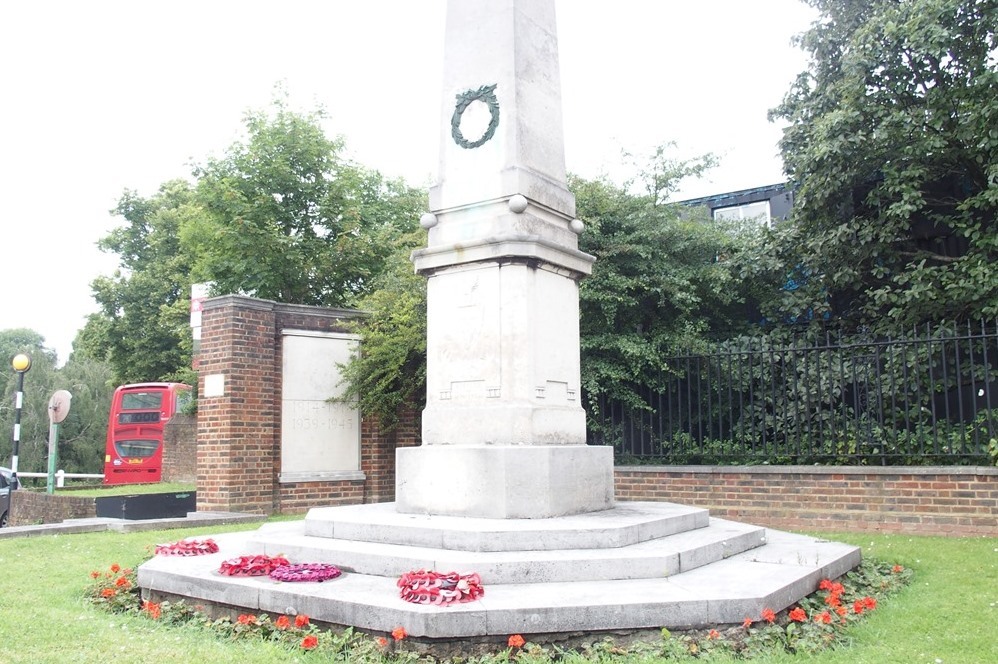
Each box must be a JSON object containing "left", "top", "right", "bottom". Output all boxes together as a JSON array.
[{"left": 9, "top": 354, "right": 31, "bottom": 489}]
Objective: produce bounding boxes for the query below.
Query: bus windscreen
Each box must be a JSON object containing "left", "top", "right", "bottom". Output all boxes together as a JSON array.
[{"left": 121, "top": 392, "right": 163, "bottom": 410}]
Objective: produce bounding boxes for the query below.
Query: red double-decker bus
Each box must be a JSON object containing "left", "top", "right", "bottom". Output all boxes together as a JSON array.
[{"left": 103, "top": 383, "right": 192, "bottom": 485}]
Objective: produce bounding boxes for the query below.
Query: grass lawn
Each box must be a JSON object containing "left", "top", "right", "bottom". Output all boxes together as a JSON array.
[
  {"left": 0, "top": 523, "right": 994, "bottom": 663},
  {"left": 59, "top": 482, "right": 197, "bottom": 497}
]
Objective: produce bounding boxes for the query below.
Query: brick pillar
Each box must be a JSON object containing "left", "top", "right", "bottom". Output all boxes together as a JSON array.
[{"left": 197, "top": 296, "right": 279, "bottom": 514}]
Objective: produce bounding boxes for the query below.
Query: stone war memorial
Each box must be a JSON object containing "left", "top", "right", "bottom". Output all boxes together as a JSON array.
[{"left": 138, "top": 0, "right": 859, "bottom": 641}]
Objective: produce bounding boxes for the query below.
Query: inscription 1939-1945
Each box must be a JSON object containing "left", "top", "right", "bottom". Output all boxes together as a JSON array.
[{"left": 285, "top": 400, "right": 354, "bottom": 432}]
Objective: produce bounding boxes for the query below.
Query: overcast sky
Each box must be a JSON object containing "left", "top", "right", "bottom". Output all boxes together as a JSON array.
[{"left": 0, "top": 0, "right": 818, "bottom": 366}]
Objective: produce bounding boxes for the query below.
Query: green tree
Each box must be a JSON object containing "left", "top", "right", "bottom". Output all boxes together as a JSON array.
[
  {"left": 83, "top": 179, "right": 199, "bottom": 384},
  {"left": 336, "top": 230, "right": 427, "bottom": 430},
  {"left": 766, "top": 0, "right": 998, "bottom": 327},
  {"left": 2, "top": 329, "right": 115, "bottom": 478},
  {"left": 341, "top": 147, "right": 763, "bottom": 425},
  {"left": 182, "top": 99, "right": 425, "bottom": 307},
  {"left": 575, "top": 147, "right": 763, "bottom": 410},
  {"left": 86, "top": 97, "right": 425, "bottom": 384},
  {"left": 55, "top": 352, "right": 114, "bottom": 474},
  {"left": 1, "top": 330, "right": 59, "bottom": 478}
]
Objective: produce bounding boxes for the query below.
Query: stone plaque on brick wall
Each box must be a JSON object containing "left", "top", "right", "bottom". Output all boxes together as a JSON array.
[{"left": 280, "top": 330, "right": 362, "bottom": 482}]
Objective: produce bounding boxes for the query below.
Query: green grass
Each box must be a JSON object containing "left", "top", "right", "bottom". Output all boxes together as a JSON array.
[
  {"left": 55, "top": 482, "right": 197, "bottom": 497},
  {"left": 0, "top": 525, "right": 994, "bottom": 663}
]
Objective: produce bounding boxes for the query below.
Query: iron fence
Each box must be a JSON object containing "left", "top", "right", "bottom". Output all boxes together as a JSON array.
[{"left": 590, "top": 320, "right": 998, "bottom": 465}]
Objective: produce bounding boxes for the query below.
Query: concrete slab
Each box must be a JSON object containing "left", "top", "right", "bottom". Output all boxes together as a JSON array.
[
  {"left": 250, "top": 517, "right": 763, "bottom": 584},
  {"left": 304, "top": 501, "right": 708, "bottom": 551},
  {"left": 138, "top": 506, "right": 861, "bottom": 637}
]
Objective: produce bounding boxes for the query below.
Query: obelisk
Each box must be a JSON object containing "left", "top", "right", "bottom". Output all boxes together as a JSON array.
[{"left": 396, "top": 0, "right": 615, "bottom": 519}]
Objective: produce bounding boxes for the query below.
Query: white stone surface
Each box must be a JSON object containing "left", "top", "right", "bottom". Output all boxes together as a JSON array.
[
  {"left": 280, "top": 330, "right": 361, "bottom": 477},
  {"left": 396, "top": 445, "right": 614, "bottom": 518},
  {"left": 419, "top": 260, "right": 588, "bottom": 447},
  {"left": 303, "top": 501, "right": 708, "bottom": 551},
  {"left": 138, "top": 507, "right": 862, "bottom": 638},
  {"left": 430, "top": 0, "right": 572, "bottom": 214},
  {"left": 403, "top": 0, "right": 613, "bottom": 519},
  {"left": 250, "top": 516, "right": 764, "bottom": 584}
]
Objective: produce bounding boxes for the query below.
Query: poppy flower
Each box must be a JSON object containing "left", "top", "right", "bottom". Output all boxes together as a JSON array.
[
  {"left": 143, "top": 600, "right": 162, "bottom": 620},
  {"left": 392, "top": 626, "right": 407, "bottom": 641},
  {"left": 301, "top": 635, "right": 318, "bottom": 650},
  {"left": 508, "top": 634, "right": 525, "bottom": 648},
  {"left": 295, "top": 614, "right": 310, "bottom": 628}
]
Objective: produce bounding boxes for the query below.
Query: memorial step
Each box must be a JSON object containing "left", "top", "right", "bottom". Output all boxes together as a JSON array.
[
  {"left": 138, "top": 527, "right": 860, "bottom": 637},
  {"left": 246, "top": 516, "right": 765, "bottom": 584},
  {"left": 302, "top": 501, "right": 709, "bottom": 552}
]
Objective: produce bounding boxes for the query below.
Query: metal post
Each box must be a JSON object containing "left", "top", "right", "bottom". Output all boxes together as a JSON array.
[
  {"left": 10, "top": 353, "right": 31, "bottom": 489},
  {"left": 46, "top": 422, "right": 60, "bottom": 494}
]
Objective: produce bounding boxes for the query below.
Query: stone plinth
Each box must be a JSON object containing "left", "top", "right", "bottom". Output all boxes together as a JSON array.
[
  {"left": 138, "top": 503, "right": 863, "bottom": 639},
  {"left": 396, "top": 445, "right": 613, "bottom": 519}
]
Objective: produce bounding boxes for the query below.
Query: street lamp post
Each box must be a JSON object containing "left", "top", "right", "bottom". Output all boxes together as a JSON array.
[{"left": 10, "top": 353, "right": 31, "bottom": 489}]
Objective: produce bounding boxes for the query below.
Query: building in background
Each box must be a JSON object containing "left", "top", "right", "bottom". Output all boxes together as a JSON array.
[{"left": 680, "top": 183, "right": 793, "bottom": 227}]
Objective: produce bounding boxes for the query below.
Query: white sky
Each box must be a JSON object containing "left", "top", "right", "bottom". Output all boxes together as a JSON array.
[{"left": 0, "top": 0, "right": 817, "bottom": 366}]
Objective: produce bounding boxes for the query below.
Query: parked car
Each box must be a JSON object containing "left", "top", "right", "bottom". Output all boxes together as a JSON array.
[{"left": 0, "top": 466, "right": 12, "bottom": 528}]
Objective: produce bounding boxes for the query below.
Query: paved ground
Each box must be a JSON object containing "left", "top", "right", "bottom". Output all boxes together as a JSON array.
[{"left": 0, "top": 511, "right": 265, "bottom": 539}]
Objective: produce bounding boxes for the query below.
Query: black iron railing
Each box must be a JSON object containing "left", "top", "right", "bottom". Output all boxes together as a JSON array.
[{"left": 590, "top": 321, "right": 998, "bottom": 465}]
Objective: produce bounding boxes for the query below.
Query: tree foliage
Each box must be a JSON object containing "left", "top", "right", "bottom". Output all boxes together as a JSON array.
[
  {"left": 764, "top": 0, "right": 998, "bottom": 327},
  {"left": 83, "top": 180, "right": 198, "bottom": 383},
  {"left": 1, "top": 329, "right": 113, "bottom": 477},
  {"left": 575, "top": 146, "right": 764, "bottom": 409},
  {"left": 84, "top": 96, "right": 425, "bottom": 384},
  {"left": 343, "top": 147, "right": 763, "bottom": 424},
  {"left": 183, "top": 100, "right": 425, "bottom": 307},
  {"left": 336, "top": 230, "right": 427, "bottom": 430}
]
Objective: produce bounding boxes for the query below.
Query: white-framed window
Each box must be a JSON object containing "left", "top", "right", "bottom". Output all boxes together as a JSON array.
[{"left": 713, "top": 200, "right": 772, "bottom": 226}]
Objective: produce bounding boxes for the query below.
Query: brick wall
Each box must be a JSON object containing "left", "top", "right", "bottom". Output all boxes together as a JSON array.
[
  {"left": 360, "top": 407, "right": 421, "bottom": 505},
  {"left": 615, "top": 465, "right": 998, "bottom": 537},
  {"left": 162, "top": 414, "right": 196, "bottom": 483},
  {"left": 196, "top": 295, "right": 420, "bottom": 515},
  {"left": 9, "top": 490, "right": 96, "bottom": 526}
]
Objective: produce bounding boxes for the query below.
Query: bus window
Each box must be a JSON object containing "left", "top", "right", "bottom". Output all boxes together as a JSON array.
[
  {"left": 121, "top": 391, "right": 164, "bottom": 411},
  {"left": 114, "top": 439, "right": 160, "bottom": 458},
  {"left": 175, "top": 390, "right": 194, "bottom": 414}
]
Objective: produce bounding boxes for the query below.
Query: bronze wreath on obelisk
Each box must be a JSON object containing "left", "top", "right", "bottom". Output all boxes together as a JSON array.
[{"left": 450, "top": 84, "right": 500, "bottom": 149}]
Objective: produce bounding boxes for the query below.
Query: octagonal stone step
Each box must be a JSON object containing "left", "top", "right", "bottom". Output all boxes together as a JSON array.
[
  {"left": 138, "top": 528, "right": 860, "bottom": 638},
  {"left": 303, "top": 501, "right": 708, "bottom": 552},
  {"left": 246, "top": 516, "right": 765, "bottom": 584}
]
